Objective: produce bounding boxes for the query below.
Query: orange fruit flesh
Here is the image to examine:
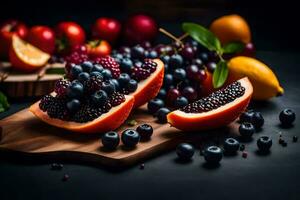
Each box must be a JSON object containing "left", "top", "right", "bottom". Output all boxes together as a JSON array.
[
  {"left": 9, "top": 35, "right": 50, "bottom": 72},
  {"left": 132, "top": 59, "right": 164, "bottom": 108},
  {"left": 29, "top": 95, "right": 134, "bottom": 134},
  {"left": 167, "top": 77, "right": 253, "bottom": 131}
]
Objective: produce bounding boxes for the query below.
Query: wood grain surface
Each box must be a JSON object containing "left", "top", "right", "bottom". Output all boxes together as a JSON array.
[{"left": 0, "top": 62, "right": 64, "bottom": 98}]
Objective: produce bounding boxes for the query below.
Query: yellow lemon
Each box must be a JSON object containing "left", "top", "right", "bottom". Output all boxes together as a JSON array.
[{"left": 227, "top": 56, "right": 284, "bottom": 100}]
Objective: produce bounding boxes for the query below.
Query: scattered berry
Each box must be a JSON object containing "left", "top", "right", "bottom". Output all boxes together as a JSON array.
[
  {"left": 223, "top": 138, "right": 240, "bottom": 154},
  {"left": 257, "top": 136, "right": 272, "bottom": 152},
  {"left": 279, "top": 109, "right": 296, "bottom": 126},
  {"left": 239, "top": 122, "right": 255, "bottom": 139},
  {"left": 242, "top": 151, "right": 248, "bottom": 158},
  {"left": 62, "top": 174, "right": 69, "bottom": 181},
  {"left": 121, "top": 129, "right": 140, "bottom": 147},
  {"left": 176, "top": 143, "right": 195, "bottom": 160},
  {"left": 239, "top": 144, "right": 245, "bottom": 151},
  {"left": 293, "top": 136, "right": 298, "bottom": 143},
  {"left": 252, "top": 112, "right": 264, "bottom": 129},
  {"left": 147, "top": 99, "right": 165, "bottom": 114},
  {"left": 203, "top": 146, "right": 223, "bottom": 164},
  {"left": 136, "top": 124, "right": 153, "bottom": 139},
  {"left": 50, "top": 163, "right": 63, "bottom": 170},
  {"left": 239, "top": 111, "right": 254, "bottom": 123},
  {"left": 156, "top": 107, "right": 171, "bottom": 123},
  {"left": 101, "top": 131, "right": 120, "bottom": 150},
  {"left": 140, "top": 163, "right": 145, "bottom": 170}
]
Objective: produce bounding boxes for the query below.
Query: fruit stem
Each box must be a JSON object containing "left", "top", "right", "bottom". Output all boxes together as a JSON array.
[
  {"left": 159, "top": 28, "right": 184, "bottom": 48},
  {"left": 178, "top": 33, "right": 189, "bottom": 41}
]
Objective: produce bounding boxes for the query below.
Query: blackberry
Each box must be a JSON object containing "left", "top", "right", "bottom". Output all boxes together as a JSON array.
[
  {"left": 181, "top": 81, "right": 245, "bottom": 113},
  {"left": 39, "top": 95, "right": 54, "bottom": 111},
  {"left": 47, "top": 97, "right": 69, "bottom": 120},
  {"left": 72, "top": 104, "right": 101, "bottom": 123},
  {"left": 84, "top": 74, "right": 103, "bottom": 94},
  {"left": 131, "top": 67, "right": 151, "bottom": 81},
  {"left": 94, "top": 56, "right": 121, "bottom": 78},
  {"left": 54, "top": 79, "right": 71, "bottom": 97},
  {"left": 142, "top": 59, "right": 157, "bottom": 73},
  {"left": 109, "top": 92, "right": 125, "bottom": 107},
  {"left": 99, "top": 102, "right": 112, "bottom": 113}
]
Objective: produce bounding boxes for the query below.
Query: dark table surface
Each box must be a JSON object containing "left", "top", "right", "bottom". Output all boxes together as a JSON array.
[{"left": 0, "top": 51, "right": 300, "bottom": 200}]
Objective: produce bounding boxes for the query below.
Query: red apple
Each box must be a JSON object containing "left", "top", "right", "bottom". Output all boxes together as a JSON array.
[
  {"left": 124, "top": 14, "right": 158, "bottom": 45},
  {"left": 27, "top": 26, "right": 56, "bottom": 54},
  {"left": 0, "top": 19, "right": 28, "bottom": 58},
  {"left": 92, "top": 18, "right": 121, "bottom": 43},
  {"left": 87, "top": 40, "right": 112, "bottom": 59},
  {"left": 55, "top": 21, "right": 86, "bottom": 54}
]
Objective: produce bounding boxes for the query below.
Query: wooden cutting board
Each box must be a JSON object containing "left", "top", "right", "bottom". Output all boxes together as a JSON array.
[
  {"left": 0, "top": 105, "right": 239, "bottom": 166},
  {"left": 0, "top": 62, "right": 64, "bottom": 98}
]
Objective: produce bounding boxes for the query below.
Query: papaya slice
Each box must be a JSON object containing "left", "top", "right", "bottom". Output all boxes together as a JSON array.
[
  {"left": 167, "top": 77, "right": 253, "bottom": 131},
  {"left": 29, "top": 95, "right": 134, "bottom": 134},
  {"left": 132, "top": 59, "right": 164, "bottom": 108}
]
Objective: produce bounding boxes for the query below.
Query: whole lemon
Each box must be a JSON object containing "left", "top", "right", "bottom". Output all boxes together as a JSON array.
[
  {"left": 227, "top": 56, "right": 284, "bottom": 100},
  {"left": 210, "top": 14, "right": 251, "bottom": 45}
]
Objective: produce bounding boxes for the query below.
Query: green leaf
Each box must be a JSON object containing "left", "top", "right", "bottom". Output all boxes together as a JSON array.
[
  {"left": 213, "top": 60, "right": 229, "bottom": 88},
  {"left": 182, "top": 23, "right": 222, "bottom": 52},
  {"left": 0, "top": 91, "right": 9, "bottom": 113},
  {"left": 222, "top": 42, "right": 245, "bottom": 54}
]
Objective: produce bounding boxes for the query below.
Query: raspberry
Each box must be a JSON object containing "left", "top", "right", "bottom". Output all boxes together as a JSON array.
[
  {"left": 142, "top": 59, "right": 157, "bottom": 73},
  {"left": 54, "top": 79, "right": 71, "bottom": 96},
  {"left": 109, "top": 92, "right": 125, "bottom": 106},
  {"left": 39, "top": 95, "right": 55, "bottom": 111},
  {"left": 94, "top": 56, "right": 121, "bottom": 78},
  {"left": 131, "top": 67, "right": 151, "bottom": 81},
  {"left": 84, "top": 74, "right": 103, "bottom": 94},
  {"left": 64, "top": 51, "right": 89, "bottom": 65}
]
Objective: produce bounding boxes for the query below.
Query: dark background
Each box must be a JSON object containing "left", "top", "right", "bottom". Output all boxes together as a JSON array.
[
  {"left": 1, "top": 1, "right": 300, "bottom": 200},
  {"left": 1, "top": 0, "right": 299, "bottom": 51}
]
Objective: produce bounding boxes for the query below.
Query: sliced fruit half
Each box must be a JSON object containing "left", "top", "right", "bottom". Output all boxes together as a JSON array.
[
  {"left": 9, "top": 35, "right": 50, "bottom": 72},
  {"left": 29, "top": 95, "right": 134, "bottom": 134},
  {"left": 167, "top": 77, "right": 253, "bottom": 131},
  {"left": 131, "top": 59, "right": 164, "bottom": 108}
]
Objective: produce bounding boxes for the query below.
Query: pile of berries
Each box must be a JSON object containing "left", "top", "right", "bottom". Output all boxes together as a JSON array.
[{"left": 111, "top": 40, "right": 217, "bottom": 123}]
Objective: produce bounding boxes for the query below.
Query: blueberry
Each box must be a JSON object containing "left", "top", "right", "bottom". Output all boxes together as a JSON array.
[
  {"left": 157, "top": 89, "right": 167, "bottom": 100},
  {"left": 206, "top": 62, "right": 217, "bottom": 73},
  {"left": 81, "top": 61, "right": 93, "bottom": 72},
  {"left": 70, "top": 65, "right": 83, "bottom": 79},
  {"left": 169, "top": 54, "right": 183, "bottom": 68},
  {"left": 223, "top": 138, "right": 240, "bottom": 154},
  {"left": 77, "top": 72, "right": 90, "bottom": 83},
  {"left": 66, "top": 99, "right": 81, "bottom": 113},
  {"left": 147, "top": 98, "right": 165, "bottom": 114},
  {"left": 252, "top": 112, "right": 264, "bottom": 129},
  {"left": 102, "top": 81, "right": 116, "bottom": 95},
  {"left": 67, "top": 81, "right": 84, "bottom": 98},
  {"left": 239, "top": 111, "right": 254, "bottom": 123},
  {"left": 113, "top": 53, "right": 123, "bottom": 60},
  {"left": 173, "top": 68, "right": 186, "bottom": 81},
  {"left": 279, "top": 109, "right": 296, "bottom": 126},
  {"left": 199, "top": 52, "right": 209, "bottom": 63},
  {"left": 163, "top": 74, "right": 174, "bottom": 88},
  {"left": 121, "top": 129, "right": 140, "bottom": 147},
  {"left": 91, "top": 90, "right": 108, "bottom": 106},
  {"left": 91, "top": 64, "right": 104, "bottom": 73},
  {"left": 257, "top": 136, "right": 272, "bottom": 152},
  {"left": 174, "top": 96, "right": 188, "bottom": 108},
  {"left": 109, "top": 79, "right": 120, "bottom": 91},
  {"left": 176, "top": 143, "right": 195, "bottom": 160},
  {"left": 101, "top": 131, "right": 120, "bottom": 150},
  {"left": 118, "top": 73, "right": 131, "bottom": 86},
  {"left": 136, "top": 124, "right": 153, "bottom": 139},
  {"left": 90, "top": 71, "right": 102, "bottom": 77},
  {"left": 134, "top": 61, "right": 143, "bottom": 68},
  {"left": 131, "top": 45, "right": 145, "bottom": 59},
  {"left": 191, "top": 58, "right": 203, "bottom": 67},
  {"left": 126, "top": 79, "right": 138, "bottom": 92},
  {"left": 147, "top": 50, "right": 158, "bottom": 58},
  {"left": 120, "top": 58, "right": 133, "bottom": 73},
  {"left": 160, "top": 55, "right": 170, "bottom": 64},
  {"left": 156, "top": 107, "right": 171, "bottom": 123},
  {"left": 101, "top": 69, "right": 113, "bottom": 80},
  {"left": 239, "top": 122, "right": 255, "bottom": 139},
  {"left": 204, "top": 146, "right": 223, "bottom": 164}
]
